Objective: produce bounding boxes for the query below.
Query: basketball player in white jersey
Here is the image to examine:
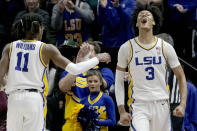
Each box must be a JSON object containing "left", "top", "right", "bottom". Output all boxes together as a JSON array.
[
  {"left": 0, "top": 13, "right": 110, "bottom": 131},
  {"left": 115, "top": 3, "right": 187, "bottom": 131}
]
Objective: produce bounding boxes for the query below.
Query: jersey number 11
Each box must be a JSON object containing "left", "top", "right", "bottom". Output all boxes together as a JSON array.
[{"left": 15, "top": 52, "right": 29, "bottom": 72}]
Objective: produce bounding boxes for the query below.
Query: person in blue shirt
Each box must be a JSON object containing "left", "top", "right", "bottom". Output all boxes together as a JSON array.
[
  {"left": 97, "top": 0, "right": 136, "bottom": 72},
  {"left": 165, "top": 0, "right": 197, "bottom": 83},
  {"left": 80, "top": 69, "right": 116, "bottom": 131},
  {"left": 182, "top": 82, "right": 197, "bottom": 131},
  {"left": 59, "top": 41, "right": 114, "bottom": 131}
]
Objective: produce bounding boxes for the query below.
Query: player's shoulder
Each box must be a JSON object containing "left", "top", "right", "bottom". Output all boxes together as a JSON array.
[
  {"left": 120, "top": 39, "right": 133, "bottom": 50},
  {"left": 43, "top": 43, "right": 57, "bottom": 51},
  {"left": 3, "top": 43, "right": 12, "bottom": 53},
  {"left": 161, "top": 39, "right": 174, "bottom": 50},
  {"left": 156, "top": 34, "right": 174, "bottom": 47}
]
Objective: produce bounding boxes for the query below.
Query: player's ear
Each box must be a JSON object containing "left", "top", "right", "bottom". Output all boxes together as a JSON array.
[
  {"left": 136, "top": 22, "right": 139, "bottom": 27},
  {"left": 153, "top": 20, "right": 155, "bottom": 26}
]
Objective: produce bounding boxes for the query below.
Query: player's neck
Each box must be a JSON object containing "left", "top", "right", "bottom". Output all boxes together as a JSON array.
[
  {"left": 25, "top": 32, "right": 40, "bottom": 41},
  {"left": 138, "top": 30, "right": 154, "bottom": 44}
]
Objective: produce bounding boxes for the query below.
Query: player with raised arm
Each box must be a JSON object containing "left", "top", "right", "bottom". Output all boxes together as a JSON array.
[
  {"left": 0, "top": 13, "right": 110, "bottom": 131},
  {"left": 115, "top": 3, "right": 187, "bottom": 131}
]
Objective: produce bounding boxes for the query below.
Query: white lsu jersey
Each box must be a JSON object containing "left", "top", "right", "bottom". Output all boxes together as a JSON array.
[
  {"left": 127, "top": 37, "right": 169, "bottom": 101},
  {"left": 5, "top": 40, "right": 48, "bottom": 94}
]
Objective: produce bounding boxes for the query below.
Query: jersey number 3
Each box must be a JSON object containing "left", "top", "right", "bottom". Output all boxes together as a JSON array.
[
  {"left": 145, "top": 67, "right": 154, "bottom": 80},
  {"left": 15, "top": 52, "right": 29, "bottom": 72}
]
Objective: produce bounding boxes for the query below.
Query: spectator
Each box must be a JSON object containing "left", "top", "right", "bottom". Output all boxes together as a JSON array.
[
  {"left": 14, "top": 0, "right": 50, "bottom": 42},
  {"left": 85, "top": 0, "right": 102, "bottom": 41},
  {"left": 0, "top": 0, "right": 25, "bottom": 53},
  {"left": 98, "top": 0, "right": 136, "bottom": 72},
  {"left": 58, "top": 41, "right": 114, "bottom": 131},
  {"left": 166, "top": 0, "right": 197, "bottom": 81},
  {"left": 79, "top": 69, "right": 116, "bottom": 130},
  {"left": 51, "top": 0, "right": 95, "bottom": 47},
  {"left": 46, "top": 0, "right": 59, "bottom": 45},
  {"left": 182, "top": 82, "right": 197, "bottom": 131}
]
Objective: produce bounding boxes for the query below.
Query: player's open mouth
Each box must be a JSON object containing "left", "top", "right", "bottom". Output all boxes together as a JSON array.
[{"left": 141, "top": 19, "right": 147, "bottom": 24}]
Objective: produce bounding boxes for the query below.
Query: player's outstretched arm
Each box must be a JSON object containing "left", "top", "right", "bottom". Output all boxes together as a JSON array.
[
  {"left": 59, "top": 43, "right": 111, "bottom": 92},
  {"left": 43, "top": 44, "right": 111, "bottom": 75},
  {"left": 0, "top": 44, "right": 10, "bottom": 88},
  {"left": 172, "top": 65, "right": 187, "bottom": 117}
]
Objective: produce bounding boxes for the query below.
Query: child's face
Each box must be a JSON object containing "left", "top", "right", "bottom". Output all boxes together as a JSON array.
[{"left": 87, "top": 75, "right": 102, "bottom": 93}]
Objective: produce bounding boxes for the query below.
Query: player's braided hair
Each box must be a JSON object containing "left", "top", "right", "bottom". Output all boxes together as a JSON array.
[
  {"left": 12, "top": 13, "right": 43, "bottom": 40},
  {"left": 132, "top": 2, "right": 163, "bottom": 36},
  {"left": 86, "top": 70, "right": 106, "bottom": 93}
]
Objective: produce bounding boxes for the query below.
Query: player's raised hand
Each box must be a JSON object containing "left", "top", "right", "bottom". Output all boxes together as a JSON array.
[
  {"left": 174, "top": 4, "right": 187, "bottom": 13},
  {"left": 119, "top": 112, "right": 132, "bottom": 126},
  {"left": 58, "top": 0, "right": 66, "bottom": 13},
  {"left": 96, "top": 52, "right": 111, "bottom": 64},
  {"left": 173, "top": 104, "right": 185, "bottom": 117},
  {"left": 66, "top": 0, "right": 75, "bottom": 9}
]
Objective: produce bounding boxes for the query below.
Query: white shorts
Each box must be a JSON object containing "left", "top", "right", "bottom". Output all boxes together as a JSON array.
[
  {"left": 130, "top": 99, "right": 171, "bottom": 131},
  {"left": 7, "top": 90, "right": 45, "bottom": 131}
]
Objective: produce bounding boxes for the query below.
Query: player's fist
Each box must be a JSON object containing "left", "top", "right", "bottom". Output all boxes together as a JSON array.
[
  {"left": 173, "top": 104, "right": 185, "bottom": 117},
  {"left": 119, "top": 112, "right": 132, "bottom": 126},
  {"left": 96, "top": 53, "right": 111, "bottom": 64}
]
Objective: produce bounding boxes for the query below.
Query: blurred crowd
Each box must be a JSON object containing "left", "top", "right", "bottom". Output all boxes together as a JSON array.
[{"left": 0, "top": 0, "right": 196, "bottom": 131}]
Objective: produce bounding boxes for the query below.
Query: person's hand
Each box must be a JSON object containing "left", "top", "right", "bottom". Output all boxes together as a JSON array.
[
  {"left": 0, "top": 76, "right": 7, "bottom": 91},
  {"left": 96, "top": 53, "right": 111, "bottom": 64},
  {"left": 58, "top": 0, "right": 66, "bottom": 13},
  {"left": 119, "top": 112, "right": 132, "bottom": 125},
  {"left": 124, "top": 72, "right": 129, "bottom": 81},
  {"left": 0, "top": 85, "right": 5, "bottom": 91},
  {"left": 76, "top": 42, "right": 91, "bottom": 62},
  {"left": 100, "top": 0, "right": 107, "bottom": 8},
  {"left": 111, "top": 0, "right": 119, "bottom": 8},
  {"left": 174, "top": 4, "right": 187, "bottom": 13},
  {"left": 66, "top": 0, "right": 75, "bottom": 9},
  {"left": 173, "top": 104, "right": 186, "bottom": 117}
]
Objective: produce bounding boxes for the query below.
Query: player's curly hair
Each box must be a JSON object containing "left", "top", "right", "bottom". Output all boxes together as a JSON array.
[
  {"left": 132, "top": 2, "right": 163, "bottom": 36},
  {"left": 11, "top": 13, "right": 43, "bottom": 40}
]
